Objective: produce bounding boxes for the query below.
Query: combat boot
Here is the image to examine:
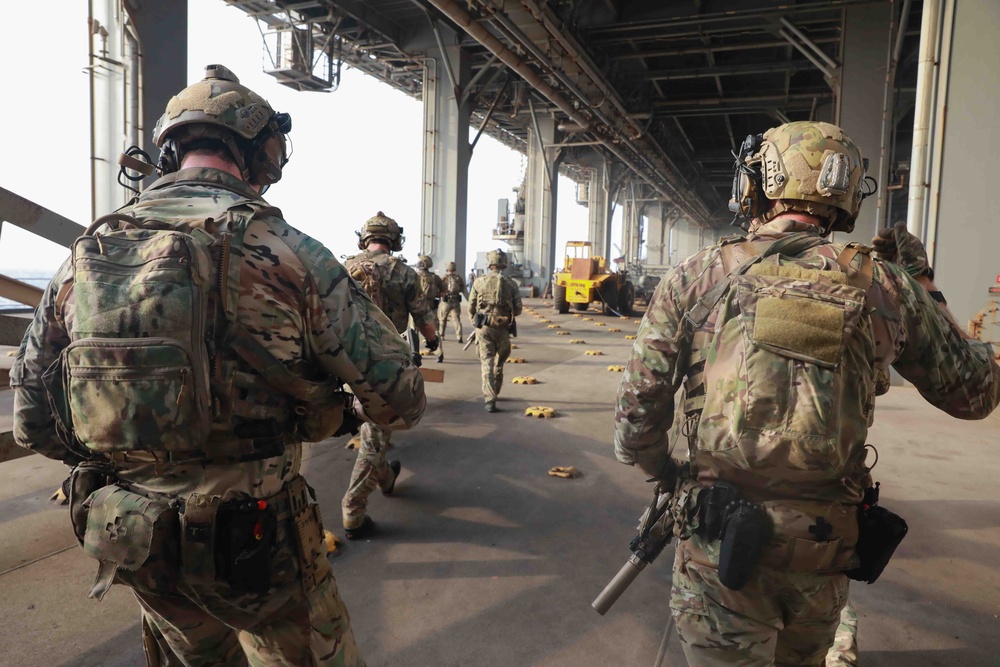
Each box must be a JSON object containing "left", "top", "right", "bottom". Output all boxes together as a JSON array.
[
  {"left": 485, "top": 401, "right": 498, "bottom": 413},
  {"left": 437, "top": 351, "right": 444, "bottom": 363},
  {"left": 345, "top": 516, "right": 376, "bottom": 540},
  {"left": 381, "top": 460, "right": 402, "bottom": 496}
]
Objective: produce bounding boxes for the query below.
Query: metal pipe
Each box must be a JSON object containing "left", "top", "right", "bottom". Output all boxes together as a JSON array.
[
  {"left": 422, "top": 0, "right": 590, "bottom": 130},
  {"left": 426, "top": 0, "right": 715, "bottom": 223},
  {"left": 779, "top": 17, "right": 840, "bottom": 70},
  {"left": 925, "top": 0, "right": 956, "bottom": 265},
  {"left": 428, "top": 18, "right": 459, "bottom": 97},
  {"left": 893, "top": 0, "right": 915, "bottom": 64},
  {"left": 471, "top": 79, "right": 508, "bottom": 153},
  {"left": 906, "top": 0, "right": 942, "bottom": 240},
  {"left": 528, "top": 98, "right": 552, "bottom": 186}
]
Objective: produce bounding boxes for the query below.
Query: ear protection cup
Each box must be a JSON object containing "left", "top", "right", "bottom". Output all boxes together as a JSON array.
[
  {"left": 729, "top": 134, "right": 764, "bottom": 227},
  {"left": 156, "top": 139, "right": 181, "bottom": 176}
]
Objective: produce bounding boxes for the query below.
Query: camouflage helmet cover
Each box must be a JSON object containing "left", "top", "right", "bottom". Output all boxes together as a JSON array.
[
  {"left": 487, "top": 248, "right": 508, "bottom": 268},
  {"left": 753, "top": 121, "right": 868, "bottom": 232},
  {"left": 153, "top": 65, "right": 291, "bottom": 185},
  {"left": 358, "top": 211, "right": 405, "bottom": 251},
  {"left": 446, "top": 261, "right": 457, "bottom": 272},
  {"left": 416, "top": 255, "right": 433, "bottom": 270}
]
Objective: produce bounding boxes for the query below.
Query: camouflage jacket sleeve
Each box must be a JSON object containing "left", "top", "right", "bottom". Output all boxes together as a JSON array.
[
  {"left": 614, "top": 248, "right": 720, "bottom": 474},
  {"left": 281, "top": 227, "right": 426, "bottom": 429},
  {"left": 401, "top": 266, "right": 435, "bottom": 328},
  {"left": 11, "top": 260, "right": 82, "bottom": 463},
  {"left": 882, "top": 262, "right": 1000, "bottom": 419},
  {"left": 467, "top": 279, "right": 481, "bottom": 319},
  {"left": 508, "top": 278, "right": 523, "bottom": 317}
]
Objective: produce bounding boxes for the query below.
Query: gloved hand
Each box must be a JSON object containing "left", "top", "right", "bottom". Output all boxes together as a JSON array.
[
  {"left": 424, "top": 336, "right": 439, "bottom": 353},
  {"left": 872, "top": 222, "right": 933, "bottom": 279}
]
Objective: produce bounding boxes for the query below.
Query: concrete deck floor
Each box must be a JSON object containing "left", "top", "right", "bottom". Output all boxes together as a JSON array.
[{"left": 1, "top": 297, "right": 998, "bottom": 667}]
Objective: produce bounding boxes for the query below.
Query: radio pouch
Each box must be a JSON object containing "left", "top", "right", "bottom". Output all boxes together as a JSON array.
[
  {"left": 216, "top": 497, "right": 277, "bottom": 594},
  {"left": 82, "top": 485, "right": 178, "bottom": 600},
  {"left": 717, "top": 500, "right": 771, "bottom": 591}
]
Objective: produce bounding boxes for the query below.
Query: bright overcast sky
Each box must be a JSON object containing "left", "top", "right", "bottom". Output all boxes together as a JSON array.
[{"left": 0, "top": 0, "right": 597, "bottom": 274}]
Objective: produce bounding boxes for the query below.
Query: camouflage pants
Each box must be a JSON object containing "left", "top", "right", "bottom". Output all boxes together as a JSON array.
[
  {"left": 136, "top": 569, "right": 364, "bottom": 667},
  {"left": 671, "top": 540, "right": 849, "bottom": 666},
  {"left": 476, "top": 325, "right": 511, "bottom": 403},
  {"left": 826, "top": 601, "right": 858, "bottom": 666},
  {"left": 438, "top": 300, "right": 463, "bottom": 341},
  {"left": 341, "top": 422, "right": 393, "bottom": 529}
]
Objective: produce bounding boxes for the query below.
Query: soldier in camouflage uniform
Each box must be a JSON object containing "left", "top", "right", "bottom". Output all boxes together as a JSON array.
[
  {"left": 439, "top": 261, "right": 466, "bottom": 343},
  {"left": 342, "top": 213, "right": 438, "bottom": 539},
  {"left": 468, "top": 249, "right": 522, "bottom": 412},
  {"left": 10, "top": 65, "right": 428, "bottom": 667},
  {"left": 614, "top": 121, "right": 1000, "bottom": 665},
  {"left": 415, "top": 255, "right": 446, "bottom": 362}
]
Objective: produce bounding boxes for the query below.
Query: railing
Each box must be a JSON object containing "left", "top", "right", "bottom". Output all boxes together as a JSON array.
[{"left": 0, "top": 186, "right": 85, "bottom": 462}]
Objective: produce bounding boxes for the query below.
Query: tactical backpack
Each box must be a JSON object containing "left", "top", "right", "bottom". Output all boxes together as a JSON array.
[
  {"left": 444, "top": 273, "right": 464, "bottom": 302},
  {"left": 349, "top": 255, "right": 392, "bottom": 312},
  {"left": 476, "top": 274, "right": 512, "bottom": 329},
  {"left": 46, "top": 203, "right": 341, "bottom": 458},
  {"left": 682, "top": 233, "right": 876, "bottom": 480}
]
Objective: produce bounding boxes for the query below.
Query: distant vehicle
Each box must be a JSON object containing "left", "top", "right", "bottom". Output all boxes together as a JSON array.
[{"left": 552, "top": 241, "right": 634, "bottom": 316}]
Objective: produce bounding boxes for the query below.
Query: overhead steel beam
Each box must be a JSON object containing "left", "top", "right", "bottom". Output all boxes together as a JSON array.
[
  {"left": 629, "top": 60, "right": 814, "bottom": 82},
  {"left": 654, "top": 92, "right": 831, "bottom": 110},
  {"left": 610, "top": 37, "right": 840, "bottom": 60},
  {"left": 585, "top": 0, "right": 866, "bottom": 35}
]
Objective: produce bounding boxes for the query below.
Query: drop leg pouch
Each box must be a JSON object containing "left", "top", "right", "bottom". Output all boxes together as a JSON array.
[{"left": 846, "top": 505, "right": 908, "bottom": 584}]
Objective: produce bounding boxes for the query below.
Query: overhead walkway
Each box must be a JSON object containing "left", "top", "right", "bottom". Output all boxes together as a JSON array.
[{"left": 1, "top": 299, "right": 998, "bottom": 666}]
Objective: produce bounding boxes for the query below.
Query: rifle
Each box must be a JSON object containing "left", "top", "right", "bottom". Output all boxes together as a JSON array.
[
  {"left": 462, "top": 332, "right": 477, "bottom": 350},
  {"left": 592, "top": 482, "right": 674, "bottom": 615},
  {"left": 406, "top": 328, "right": 422, "bottom": 368}
]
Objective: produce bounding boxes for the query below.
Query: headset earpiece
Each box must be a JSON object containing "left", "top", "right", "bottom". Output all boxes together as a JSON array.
[{"left": 729, "top": 134, "right": 764, "bottom": 229}]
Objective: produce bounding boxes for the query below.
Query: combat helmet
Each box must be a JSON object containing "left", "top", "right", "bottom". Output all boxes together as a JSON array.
[
  {"left": 446, "top": 261, "right": 457, "bottom": 273},
  {"left": 487, "top": 248, "right": 508, "bottom": 268},
  {"left": 358, "top": 211, "right": 405, "bottom": 252},
  {"left": 416, "top": 255, "right": 433, "bottom": 270},
  {"left": 153, "top": 64, "right": 292, "bottom": 187},
  {"left": 729, "top": 121, "right": 875, "bottom": 234}
]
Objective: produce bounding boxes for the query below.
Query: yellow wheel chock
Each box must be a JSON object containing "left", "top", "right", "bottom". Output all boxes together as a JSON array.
[
  {"left": 625, "top": 335, "right": 636, "bottom": 340},
  {"left": 594, "top": 322, "right": 606, "bottom": 327},
  {"left": 509, "top": 357, "right": 527, "bottom": 363},
  {"left": 512, "top": 376, "right": 538, "bottom": 384},
  {"left": 525, "top": 406, "right": 556, "bottom": 418},
  {"left": 583, "top": 317, "right": 594, "bottom": 321},
  {"left": 569, "top": 339, "right": 586, "bottom": 344},
  {"left": 556, "top": 331, "right": 571, "bottom": 336},
  {"left": 609, "top": 328, "right": 622, "bottom": 332},
  {"left": 547, "top": 324, "right": 561, "bottom": 329},
  {"left": 585, "top": 350, "right": 603, "bottom": 356},
  {"left": 607, "top": 365, "right": 625, "bottom": 372}
]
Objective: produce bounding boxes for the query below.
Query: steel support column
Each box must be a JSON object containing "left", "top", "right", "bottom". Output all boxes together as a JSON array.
[
  {"left": 835, "top": 1, "right": 894, "bottom": 244},
  {"left": 122, "top": 0, "right": 188, "bottom": 189},
  {"left": 587, "top": 158, "right": 608, "bottom": 258},
  {"left": 524, "top": 116, "right": 558, "bottom": 287},
  {"left": 420, "top": 39, "right": 472, "bottom": 275}
]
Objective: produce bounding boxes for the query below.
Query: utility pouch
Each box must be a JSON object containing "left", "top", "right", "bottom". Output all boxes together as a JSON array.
[
  {"left": 287, "top": 476, "right": 330, "bottom": 591},
  {"left": 846, "top": 496, "right": 907, "bottom": 584},
  {"left": 474, "top": 312, "right": 486, "bottom": 328},
  {"left": 509, "top": 319, "right": 518, "bottom": 338},
  {"left": 82, "top": 485, "right": 179, "bottom": 600},
  {"left": 717, "top": 500, "right": 771, "bottom": 591},
  {"left": 180, "top": 493, "right": 221, "bottom": 583},
  {"left": 69, "top": 461, "right": 115, "bottom": 544},
  {"left": 216, "top": 496, "right": 277, "bottom": 594}
]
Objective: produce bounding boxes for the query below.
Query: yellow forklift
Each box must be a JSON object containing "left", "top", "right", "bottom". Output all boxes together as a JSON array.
[{"left": 552, "top": 241, "right": 635, "bottom": 315}]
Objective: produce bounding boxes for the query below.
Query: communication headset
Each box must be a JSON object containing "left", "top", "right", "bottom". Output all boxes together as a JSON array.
[{"left": 728, "top": 133, "right": 765, "bottom": 229}]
